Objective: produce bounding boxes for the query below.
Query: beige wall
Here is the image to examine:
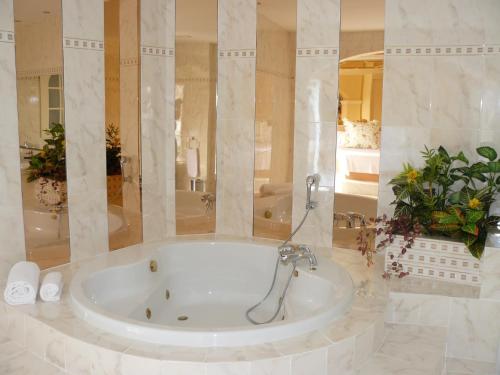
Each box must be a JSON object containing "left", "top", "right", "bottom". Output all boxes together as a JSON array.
[{"left": 340, "top": 30, "right": 384, "bottom": 60}]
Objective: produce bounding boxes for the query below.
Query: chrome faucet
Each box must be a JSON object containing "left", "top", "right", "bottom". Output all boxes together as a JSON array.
[
  {"left": 305, "top": 174, "right": 320, "bottom": 209},
  {"left": 278, "top": 243, "right": 318, "bottom": 270}
]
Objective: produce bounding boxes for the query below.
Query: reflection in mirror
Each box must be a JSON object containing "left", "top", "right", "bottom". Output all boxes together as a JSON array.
[
  {"left": 104, "top": 0, "right": 142, "bottom": 249},
  {"left": 14, "top": 0, "right": 69, "bottom": 268},
  {"left": 175, "top": 0, "right": 217, "bottom": 235},
  {"left": 333, "top": 0, "right": 385, "bottom": 250},
  {"left": 253, "top": 0, "right": 297, "bottom": 240}
]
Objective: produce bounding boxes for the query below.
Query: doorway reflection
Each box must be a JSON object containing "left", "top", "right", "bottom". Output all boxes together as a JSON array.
[
  {"left": 175, "top": 0, "right": 218, "bottom": 235},
  {"left": 14, "top": 0, "right": 69, "bottom": 268}
]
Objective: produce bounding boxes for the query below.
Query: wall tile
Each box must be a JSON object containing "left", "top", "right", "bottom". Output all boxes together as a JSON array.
[
  {"left": 0, "top": 22, "right": 25, "bottom": 274},
  {"left": 295, "top": 57, "right": 339, "bottom": 124},
  {"left": 447, "top": 298, "right": 500, "bottom": 363},
  {"left": 291, "top": 348, "right": 327, "bottom": 375},
  {"left": 480, "top": 246, "right": 500, "bottom": 300},
  {"left": 385, "top": 0, "right": 433, "bottom": 46},
  {"left": 140, "top": 0, "right": 174, "bottom": 48},
  {"left": 327, "top": 338, "right": 355, "bottom": 375},
  {"left": 161, "top": 361, "right": 207, "bottom": 375},
  {"left": 481, "top": 54, "right": 500, "bottom": 132},
  {"left": 206, "top": 362, "right": 251, "bottom": 375},
  {"left": 140, "top": 54, "right": 176, "bottom": 241},
  {"left": 250, "top": 357, "right": 291, "bottom": 375},
  {"left": 219, "top": 0, "right": 256, "bottom": 51},
  {"left": 62, "top": 0, "right": 103, "bottom": 40},
  {"left": 63, "top": 48, "right": 109, "bottom": 260},
  {"left": 482, "top": 0, "right": 500, "bottom": 44},
  {"left": 297, "top": 0, "right": 340, "bottom": 48}
]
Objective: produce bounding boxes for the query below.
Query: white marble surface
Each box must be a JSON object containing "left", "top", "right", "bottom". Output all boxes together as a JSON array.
[
  {"left": 0, "top": 0, "right": 26, "bottom": 281},
  {"left": 218, "top": 0, "right": 256, "bottom": 51},
  {"left": 297, "top": 0, "right": 340, "bottom": 48},
  {"left": 140, "top": 0, "right": 176, "bottom": 241},
  {"left": 63, "top": 47, "right": 109, "bottom": 260},
  {"left": 480, "top": 245, "right": 500, "bottom": 300}
]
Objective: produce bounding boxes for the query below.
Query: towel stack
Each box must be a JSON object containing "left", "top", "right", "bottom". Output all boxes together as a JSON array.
[{"left": 3, "top": 261, "right": 63, "bottom": 305}]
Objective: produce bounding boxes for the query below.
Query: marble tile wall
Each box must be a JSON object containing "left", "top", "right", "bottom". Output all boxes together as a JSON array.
[
  {"left": 62, "top": 0, "right": 109, "bottom": 260},
  {"left": 216, "top": 0, "right": 257, "bottom": 237},
  {"left": 0, "top": 0, "right": 26, "bottom": 281},
  {"left": 378, "top": 0, "right": 500, "bottom": 217},
  {"left": 292, "top": 0, "right": 340, "bottom": 247},
  {"left": 140, "top": 0, "right": 176, "bottom": 241}
]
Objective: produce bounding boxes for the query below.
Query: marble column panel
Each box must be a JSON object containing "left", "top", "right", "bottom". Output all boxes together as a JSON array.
[
  {"left": 140, "top": 0, "right": 176, "bottom": 241},
  {"left": 216, "top": 0, "right": 256, "bottom": 237},
  {"left": 292, "top": 0, "right": 340, "bottom": 247},
  {"left": 0, "top": 0, "right": 26, "bottom": 281}
]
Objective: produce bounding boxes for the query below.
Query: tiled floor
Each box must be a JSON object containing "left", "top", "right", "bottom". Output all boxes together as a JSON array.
[{"left": 356, "top": 324, "right": 497, "bottom": 375}]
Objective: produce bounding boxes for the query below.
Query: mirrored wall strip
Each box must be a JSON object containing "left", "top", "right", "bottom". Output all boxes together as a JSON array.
[
  {"left": 63, "top": 38, "right": 104, "bottom": 51},
  {"left": 385, "top": 45, "right": 500, "bottom": 56},
  {"left": 0, "top": 30, "right": 14, "bottom": 43},
  {"left": 16, "top": 67, "right": 64, "bottom": 79}
]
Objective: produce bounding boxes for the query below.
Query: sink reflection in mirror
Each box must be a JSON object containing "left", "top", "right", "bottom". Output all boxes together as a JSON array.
[
  {"left": 253, "top": 0, "right": 297, "bottom": 240},
  {"left": 175, "top": 0, "right": 217, "bottom": 234}
]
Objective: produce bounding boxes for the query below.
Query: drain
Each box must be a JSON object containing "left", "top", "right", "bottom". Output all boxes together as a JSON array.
[
  {"left": 177, "top": 315, "right": 188, "bottom": 321},
  {"left": 165, "top": 289, "right": 170, "bottom": 300},
  {"left": 146, "top": 308, "right": 152, "bottom": 320},
  {"left": 293, "top": 270, "right": 299, "bottom": 277},
  {"left": 311, "top": 267, "right": 317, "bottom": 271},
  {"left": 149, "top": 260, "right": 158, "bottom": 272}
]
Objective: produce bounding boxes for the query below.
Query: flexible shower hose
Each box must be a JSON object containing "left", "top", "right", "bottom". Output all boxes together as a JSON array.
[{"left": 245, "top": 207, "right": 311, "bottom": 325}]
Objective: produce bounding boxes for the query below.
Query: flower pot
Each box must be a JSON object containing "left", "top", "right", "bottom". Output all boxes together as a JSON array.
[
  {"left": 384, "top": 235, "right": 481, "bottom": 285},
  {"left": 34, "top": 178, "right": 67, "bottom": 206}
]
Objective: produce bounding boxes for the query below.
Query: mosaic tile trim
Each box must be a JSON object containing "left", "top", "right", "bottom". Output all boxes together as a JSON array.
[
  {"left": 141, "top": 45, "right": 174, "bottom": 57},
  {"left": 16, "top": 67, "right": 63, "bottom": 79},
  {"left": 386, "top": 44, "right": 500, "bottom": 56},
  {"left": 385, "top": 236, "right": 481, "bottom": 285},
  {"left": 297, "top": 47, "right": 338, "bottom": 58},
  {"left": 0, "top": 30, "right": 14, "bottom": 43},
  {"left": 218, "top": 49, "right": 256, "bottom": 59},
  {"left": 120, "top": 57, "right": 140, "bottom": 66},
  {"left": 64, "top": 38, "right": 103, "bottom": 50}
]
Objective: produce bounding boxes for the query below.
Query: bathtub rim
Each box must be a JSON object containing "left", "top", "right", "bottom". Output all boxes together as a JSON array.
[{"left": 69, "top": 239, "right": 355, "bottom": 347}]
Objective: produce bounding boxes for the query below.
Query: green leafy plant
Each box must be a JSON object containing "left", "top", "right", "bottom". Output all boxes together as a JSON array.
[
  {"left": 371, "top": 146, "right": 500, "bottom": 263},
  {"left": 27, "top": 123, "right": 66, "bottom": 182},
  {"left": 106, "top": 123, "right": 122, "bottom": 176}
]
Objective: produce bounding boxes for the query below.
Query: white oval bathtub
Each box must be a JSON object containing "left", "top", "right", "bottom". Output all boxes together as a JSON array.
[{"left": 70, "top": 241, "right": 354, "bottom": 347}]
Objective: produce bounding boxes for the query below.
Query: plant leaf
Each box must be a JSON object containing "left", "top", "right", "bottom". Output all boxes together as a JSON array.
[
  {"left": 429, "top": 223, "right": 461, "bottom": 232},
  {"left": 488, "top": 161, "right": 500, "bottom": 173},
  {"left": 466, "top": 210, "right": 484, "bottom": 224},
  {"left": 477, "top": 146, "right": 497, "bottom": 161},
  {"left": 462, "top": 222, "right": 479, "bottom": 236}
]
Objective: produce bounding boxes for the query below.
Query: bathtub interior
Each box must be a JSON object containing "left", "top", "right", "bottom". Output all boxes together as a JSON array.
[{"left": 79, "top": 242, "right": 352, "bottom": 330}]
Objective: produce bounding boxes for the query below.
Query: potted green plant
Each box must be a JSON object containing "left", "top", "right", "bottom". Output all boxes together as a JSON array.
[
  {"left": 27, "top": 123, "right": 67, "bottom": 206},
  {"left": 359, "top": 146, "right": 500, "bottom": 284},
  {"left": 105, "top": 124, "right": 123, "bottom": 204}
]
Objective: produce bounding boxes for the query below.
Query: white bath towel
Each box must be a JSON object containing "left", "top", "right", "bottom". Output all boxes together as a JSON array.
[
  {"left": 40, "top": 272, "right": 63, "bottom": 302},
  {"left": 3, "top": 261, "right": 40, "bottom": 305},
  {"left": 186, "top": 148, "right": 200, "bottom": 178}
]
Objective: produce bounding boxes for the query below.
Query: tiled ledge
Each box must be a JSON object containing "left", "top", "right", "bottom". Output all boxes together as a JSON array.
[{"left": 0, "top": 236, "right": 389, "bottom": 375}]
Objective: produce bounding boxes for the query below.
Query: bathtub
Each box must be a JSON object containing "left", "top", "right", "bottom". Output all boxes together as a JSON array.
[
  {"left": 24, "top": 204, "right": 126, "bottom": 248},
  {"left": 70, "top": 241, "right": 354, "bottom": 347}
]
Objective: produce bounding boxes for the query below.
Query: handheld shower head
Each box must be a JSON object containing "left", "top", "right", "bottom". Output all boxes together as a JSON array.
[{"left": 305, "top": 174, "right": 320, "bottom": 209}]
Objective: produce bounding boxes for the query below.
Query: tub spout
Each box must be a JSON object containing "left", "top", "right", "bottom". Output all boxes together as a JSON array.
[{"left": 278, "top": 244, "right": 317, "bottom": 270}]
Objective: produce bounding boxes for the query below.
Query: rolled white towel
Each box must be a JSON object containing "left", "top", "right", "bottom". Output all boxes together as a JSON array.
[
  {"left": 40, "top": 272, "right": 63, "bottom": 302},
  {"left": 3, "top": 261, "right": 40, "bottom": 305}
]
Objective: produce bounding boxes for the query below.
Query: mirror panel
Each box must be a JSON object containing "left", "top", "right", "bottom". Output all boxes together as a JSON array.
[
  {"left": 333, "top": 1, "right": 385, "bottom": 250},
  {"left": 104, "top": 0, "right": 143, "bottom": 249},
  {"left": 253, "top": 0, "right": 297, "bottom": 240},
  {"left": 175, "top": 0, "right": 218, "bottom": 235},
  {"left": 14, "top": 0, "right": 69, "bottom": 268}
]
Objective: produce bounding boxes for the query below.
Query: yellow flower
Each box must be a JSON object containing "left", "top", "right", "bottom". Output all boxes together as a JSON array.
[
  {"left": 468, "top": 198, "right": 481, "bottom": 209},
  {"left": 406, "top": 169, "right": 418, "bottom": 183}
]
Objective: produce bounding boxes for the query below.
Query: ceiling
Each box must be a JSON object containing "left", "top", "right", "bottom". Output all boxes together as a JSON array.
[{"left": 13, "top": 0, "right": 385, "bottom": 37}]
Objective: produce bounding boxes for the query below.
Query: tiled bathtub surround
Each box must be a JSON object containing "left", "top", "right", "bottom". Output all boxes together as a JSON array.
[
  {"left": 0, "top": 0, "right": 26, "bottom": 281},
  {"left": 292, "top": 0, "right": 340, "bottom": 247},
  {"left": 0, "top": 238, "right": 388, "bottom": 375},
  {"left": 62, "top": 0, "right": 109, "bottom": 260},
  {"left": 216, "top": 0, "right": 257, "bottom": 237},
  {"left": 378, "top": 0, "right": 500, "bottom": 217},
  {"left": 140, "top": 0, "right": 176, "bottom": 241}
]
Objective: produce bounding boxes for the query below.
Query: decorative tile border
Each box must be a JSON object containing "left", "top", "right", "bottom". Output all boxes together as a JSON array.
[
  {"left": 0, "top": 30, "right": 14, "bottom": 43},
  {"left": 120, "top": 57, "right": 140, "bottom": 66},
  {"left": 64, "top": 37, "right": 103, "bottom": 50},
  {"left": 141, "top": 45, "right": 174, "bottom": 57},
  {"left": 296, "top": 47, "right": 338, "bottom": 57},
  {"left": 386, "top": 44, "right": 500, "bottom": 56},
  {"left": 218, "top": 49, "right": 256, "bottom": 59},
  {"left": 16, "top": 67, "right": 63, "bottom": 79}
]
